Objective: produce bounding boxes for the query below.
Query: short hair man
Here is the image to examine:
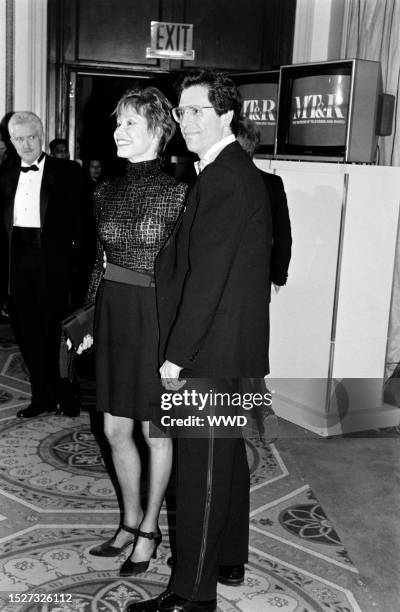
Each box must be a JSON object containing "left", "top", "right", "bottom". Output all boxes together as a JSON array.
[
  {"left": 0, "top": 112, "right": 82, "bottom": 417},
  {"left": 129, "top": 72, "right": 272, "bottom": 612},
  {"left": 49, "top": 137, "right": 70, "bottom": 159},
  {"left": 237, "top": 117, "right": 292, "bottom": 443},
  {"left": 87, "top": 158, "right": 103, "bottom": 183},
  {"left": 237, "top": 118, "right": 292, "bottom": 292}
]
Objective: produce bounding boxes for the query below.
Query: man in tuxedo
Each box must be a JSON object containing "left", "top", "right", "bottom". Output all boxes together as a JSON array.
[
  {"left": 0, "top": 111, "right": 82, "bottom": 417},
  {"left": 129, "top": 72, "right": 272, "bottom": 612}
]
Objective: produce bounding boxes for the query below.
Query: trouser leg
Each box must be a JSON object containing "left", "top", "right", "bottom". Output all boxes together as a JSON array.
[
  {"left": 219, "top": 437, "right": 249, "bottom": 564},
  {"left": 170, "top": 436, "right": 249, "bottom": 600},
  {"left": 10, "top": 247, "right": 61, "bottom": 405}
]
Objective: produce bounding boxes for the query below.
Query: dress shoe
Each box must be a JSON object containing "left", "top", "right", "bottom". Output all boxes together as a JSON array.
[
  {"left": 119, "top": 527, "right": 162, "bottom": 576},
  {"left": 126, "top": 590, "right": 217, "bottom": 612},
  {"left": 218, "top": 564, "right": 245, "bottom": 586},
  {"left": 89, "top": 524, "right": 139, "bottom": 557},
  {"left": 17, "top": 403, "right": 57, "bottom": 418}
]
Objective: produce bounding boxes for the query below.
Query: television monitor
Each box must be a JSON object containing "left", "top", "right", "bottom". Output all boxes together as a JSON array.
[
  {"left": 230, "top": 71, "right": 279, "bottom": 156},
  {"left": 275, "top": 59, "right": 382, "bottom": 163}
]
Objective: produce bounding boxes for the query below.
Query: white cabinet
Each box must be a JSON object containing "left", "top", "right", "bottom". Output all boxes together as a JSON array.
[{"left": 255, "top": 159, "right": 400, "bottom": 435}]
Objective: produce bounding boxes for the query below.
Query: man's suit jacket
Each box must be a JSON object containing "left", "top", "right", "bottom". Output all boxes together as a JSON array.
[
  {"left": 260, "top": 171, "right": 292, "bottom": 286},
  {"left": 0, "top": 155, "right": 82, "bottom": 306},
  {"left": 155, "top": 141, "right": 272, "bottom": 378}
]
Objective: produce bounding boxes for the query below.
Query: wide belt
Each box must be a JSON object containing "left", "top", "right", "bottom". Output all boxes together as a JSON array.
[{"left": 104, "top": 262, "right": 155, "bottom": 287}]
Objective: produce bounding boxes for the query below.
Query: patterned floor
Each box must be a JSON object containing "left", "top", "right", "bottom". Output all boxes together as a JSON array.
[{"left": 0, "top": 323, "right": 377, "bottom": 611}]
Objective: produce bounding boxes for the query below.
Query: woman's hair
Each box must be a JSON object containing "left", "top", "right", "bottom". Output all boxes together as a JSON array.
[{"left": 114, "top": 87, "right": 176, "bottom": 153}]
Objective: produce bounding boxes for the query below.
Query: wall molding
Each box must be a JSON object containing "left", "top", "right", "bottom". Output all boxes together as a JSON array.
[
  {"left": 4, "top": 0, "right": 14, "bottom": 116},
  {"left": 13, "top": 0, "right": 47, "bottom": 126},
  {"left": 339, "top": 0, "right": 352, "bottom": 59},
  {"left": 292, "top": 0, "right": 315, "bottom": 63},
  {"left": 293, "top": 0, "right": 348, "bottom": 64},
  {"left": 0, "top": 1, "right": 5, "bottom": 119}
]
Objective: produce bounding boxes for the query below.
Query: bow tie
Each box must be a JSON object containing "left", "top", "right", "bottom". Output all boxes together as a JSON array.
[
  {"left": 20, "top": 152, "right": 45, "bottom": 173},
  {"left": 20, "top": 164, "right": 39, "bottom": 173}
]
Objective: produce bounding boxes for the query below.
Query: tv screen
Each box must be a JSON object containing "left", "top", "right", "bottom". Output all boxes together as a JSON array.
[
  {"left": 288, "top": 74, "right": 351, "bottom": 147},
  {"left": 238, "top": 82, "right": 278, "bottom": 147},
  {"left": 275, "top": 59, "right": 382, "bottom": 163}
]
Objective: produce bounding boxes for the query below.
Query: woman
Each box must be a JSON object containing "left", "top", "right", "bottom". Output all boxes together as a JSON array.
[{"left": 81, "top": 87, "right": 188, "bottom": 575}]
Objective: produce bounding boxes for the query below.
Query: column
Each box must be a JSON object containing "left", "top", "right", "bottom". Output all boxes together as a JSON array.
[
  {"left": 13, "top": 0, "right": 47, "bottom": 124},
  {"left": 292, "top": 0, "right": 348, "bottom": 63}
]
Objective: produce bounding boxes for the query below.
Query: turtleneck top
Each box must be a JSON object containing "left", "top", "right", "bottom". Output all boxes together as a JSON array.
[{"left": 86, "top": 158, "right": 188, "bottom": 305}]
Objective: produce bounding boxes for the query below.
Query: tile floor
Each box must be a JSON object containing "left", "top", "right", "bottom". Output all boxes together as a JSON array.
[{"left": 0, "top": 323, "right": 380, "bottom": 611}]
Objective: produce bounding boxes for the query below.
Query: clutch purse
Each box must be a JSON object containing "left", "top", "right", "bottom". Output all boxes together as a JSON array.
[{"left": 62, "top": 304, "right": 95, "bottom": 351}]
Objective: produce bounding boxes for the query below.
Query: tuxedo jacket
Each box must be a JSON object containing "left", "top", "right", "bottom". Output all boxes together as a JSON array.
[
  {"left": 155, "top": 141, "right": 272, "bottom": 378},
  {"left": 260, "top": 171, "right": 292, "bottom": 286},
  {"left": 0, "top": 155, "right": 82, "bottom": 297}
]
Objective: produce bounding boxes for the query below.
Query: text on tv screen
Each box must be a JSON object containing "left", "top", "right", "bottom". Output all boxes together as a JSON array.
[
  {"left": 239, "top": 82, "right": 278, "bottom": 146},
  {"left": 288, "top": 74, "right": 351, "bottom": 147}
]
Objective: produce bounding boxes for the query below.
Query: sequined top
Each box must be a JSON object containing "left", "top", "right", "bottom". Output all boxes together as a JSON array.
[{"left": 86, "top": 158, "right": 188, "bottom": 305}]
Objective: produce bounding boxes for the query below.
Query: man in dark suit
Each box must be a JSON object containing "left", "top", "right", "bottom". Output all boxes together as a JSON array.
[
  {"left": 237, "top": 117, "right": 292, "bottom": 291},
  {"left": 129, "top": 72, "right": 272, "bottom": 612},
  {"left": 237, "top": 118, "right": 292, "bottom": 444},
  {"left": 0, "top": 111, "right": 82, "bottom": 418}
]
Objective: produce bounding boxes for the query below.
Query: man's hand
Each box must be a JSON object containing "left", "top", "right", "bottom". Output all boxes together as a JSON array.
[{"left": 159, "top": 360, "right": 186, "bottom": 390}]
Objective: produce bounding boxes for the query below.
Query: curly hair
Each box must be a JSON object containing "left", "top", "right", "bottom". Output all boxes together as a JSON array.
[
  {"left": 114, "top": 87, "right": 176, "bottom": 153},
  {"left": 176, "top": 70, "right": 242, "bottom": 135}
]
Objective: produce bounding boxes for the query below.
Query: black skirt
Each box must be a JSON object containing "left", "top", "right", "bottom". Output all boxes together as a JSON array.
[{"left": 94, "top": 279, "right": 159, "bottom": 420}]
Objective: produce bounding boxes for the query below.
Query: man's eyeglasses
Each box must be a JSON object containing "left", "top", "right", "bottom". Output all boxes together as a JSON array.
[{"left": 172, "top": 106, "right": 214, "bottom": 123}]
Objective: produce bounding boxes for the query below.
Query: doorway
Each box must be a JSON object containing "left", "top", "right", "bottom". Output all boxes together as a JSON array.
[{"left": 68, "top": 70, "right": 194, "bottom": 179}]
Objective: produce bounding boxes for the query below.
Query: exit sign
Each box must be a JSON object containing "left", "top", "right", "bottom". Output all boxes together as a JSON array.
[{"left": 146, "top": 21, "right": 195, "bottom": 60}]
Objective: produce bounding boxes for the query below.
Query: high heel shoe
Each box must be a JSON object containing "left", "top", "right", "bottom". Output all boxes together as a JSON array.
[
  {"left": 119, "top": 527, "right": 162, "bottom": 576},
  {"left": 89, "top": 524, "right": 139, "bottom": 557}
]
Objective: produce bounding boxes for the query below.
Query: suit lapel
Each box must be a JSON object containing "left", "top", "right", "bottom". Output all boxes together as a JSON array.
[
  {"left": 40, "top": 156, "right": 53, "bottom": 228},
  {"left": 3, "top": 165, "right": 20, "bottom": 235},
  {"left": 158, "top": 142, "right": 239, "bottom": 259}
]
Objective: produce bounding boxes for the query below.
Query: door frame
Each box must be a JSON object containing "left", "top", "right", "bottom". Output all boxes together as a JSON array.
[{"left": 67, "top": 67, "right": 167, "bottom": 161}]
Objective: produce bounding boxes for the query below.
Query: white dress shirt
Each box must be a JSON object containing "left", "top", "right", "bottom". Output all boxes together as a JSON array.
[
  {"left": 194, "top": 134, "right": 236, "bottom": 174},
  {"left": 13, "top": 154, "right": 45, "bottom": 227}
]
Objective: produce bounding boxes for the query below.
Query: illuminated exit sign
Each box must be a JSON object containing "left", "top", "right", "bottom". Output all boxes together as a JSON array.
[{"left": 146, "top": 21, "right": 195, "bottom": 60}]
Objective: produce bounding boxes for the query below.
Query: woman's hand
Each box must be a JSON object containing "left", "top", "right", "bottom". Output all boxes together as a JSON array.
[{"left": 76, "top": 334, "right": 94, "bottom": 355}]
